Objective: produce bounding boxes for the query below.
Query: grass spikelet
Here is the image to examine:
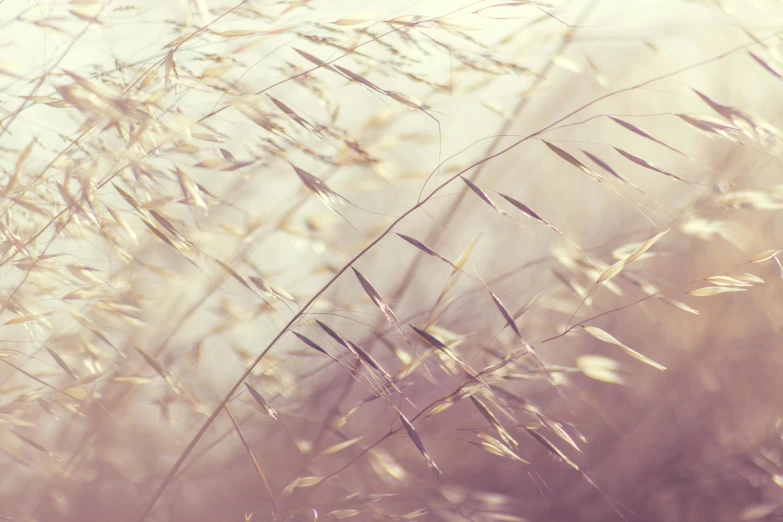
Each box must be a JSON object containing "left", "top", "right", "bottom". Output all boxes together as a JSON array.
[
  {"left": 293, "top": 331, "right": 337, "bottom": 360},
  {"left": 462, "top": 177, "right": 508, "bottom": 215},
  {"left": 609, "top": 116, "right": 684, "bottom": 156},
  {"left": 577, "top": 355, "right": 625, "bottom": 385},
  {"left": 676, "top": 113, "right": 741, "bottom": 142},
  {"left": 294, "top": 48, "right": 338, "bottom": 71},
  {"left": 346, "top": 340, "right": 392, "bottom": 382},
  {"left": 315, "top": 320, "right": 354, "bottom": 353},
  {"left": 536, "top": 413, "right": 583, "bottom": 453},
  {"left": 396, "top": 233, "right": 458, "bottom": 270},
  {"left": 748, "top": 51, "right": 783, "bottom": 80},
  {"left": 333, "top": 65, "right": 386, "bottom": 94},
  {"left": 135, "top": 346, "right": 181, "bottom": 394},
  {"left": 352, "top": 267, "right": 408, "bottom": 342},
  {"left": 45, "top": 347, "right": 78, "bottom": 380},
  {"left": 523, "top": 427, "right": 580, "bottom": 472},
  {"left": 750, "top": 249, "right": 782, "bottom": 263},
  {"left": 317, "top": 437, "right": 364, "bottom": 457},
  {"left": 174, "top": 167, "right": 208, "bottom": 213},
  {"left": 293, "top": 165, "right": 346, "bottom": 212},
  {"left": 613, "top": 147, "right": 697, "bottom": 186},
  {"left": 512, "top": 292, "right": 542, "bottom": 321},
  {"left": 595, "top": 229, "right": 669, "bottom": 287},
  {"left": 476, "top": 433, "right": 528, "bottom": 464},
  {"left": 409, "top": 324, "right": 461, "bottom": 363},
  {"left": 688, "top": 286, "right": 747, "bottom": 297},
  {"left": 656, "top": 296, "right": 700, "bottom": 315},
  {"left": 470, "top": 395, "right": 518, "bottom": 447},
  {"left": 544, "top": 141, "right": 603, "bottom": 182},
  {"left": 581, "top": 149, "right": 652, "bottom": 196},
  {"left": 9, "top": 431, "right": 63, "bottom": 465},
  {"left": 434, "top": 235, "right": 480, "bottom": 307},
  {"left": 498, "top": 193, "right": 563, "bottom": 236},
  {"left": 582, "top": 325, "right": 666, "bottom": 371},
  {"left": 243, "top": 382, "right": 279, "bottom": 421},
  {"left": 215, "top": 259, "right": 254, "bottom": 292},
  {"left": 399, "top": 412, "right": 441, "bottom": 476},
  {"left": 490, "top": 292, "right": 523, "bottom": 340}
]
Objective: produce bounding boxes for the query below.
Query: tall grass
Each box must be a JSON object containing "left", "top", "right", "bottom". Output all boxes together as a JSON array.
[{"left": 2, "top": 0, "right": 783, "bottom": 520}]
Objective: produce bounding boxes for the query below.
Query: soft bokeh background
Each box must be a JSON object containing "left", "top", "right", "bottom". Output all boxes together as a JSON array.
[{"left": 2, "top": 0, "right": 783, "bottom": 520}]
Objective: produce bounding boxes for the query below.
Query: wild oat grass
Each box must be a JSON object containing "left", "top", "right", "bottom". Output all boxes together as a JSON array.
[{"left": 2, "top": 0, "right": 783, "bottom": 520}]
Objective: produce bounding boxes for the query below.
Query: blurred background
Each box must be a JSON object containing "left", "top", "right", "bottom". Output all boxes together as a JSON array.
[{"left": 1, "top": 0, "right": 783, "bottom": 520}]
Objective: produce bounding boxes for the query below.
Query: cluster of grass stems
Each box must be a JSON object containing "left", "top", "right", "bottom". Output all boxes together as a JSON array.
[{"left": 2, "top": 0, "right": 783, "bottom": 520}]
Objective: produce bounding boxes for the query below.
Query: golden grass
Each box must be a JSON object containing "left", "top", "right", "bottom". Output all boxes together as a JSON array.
[{"left": 1, "top": 0, "right": 783, "bottom": 521}]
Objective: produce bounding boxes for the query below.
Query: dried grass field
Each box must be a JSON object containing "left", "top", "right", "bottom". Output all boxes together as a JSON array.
[{"left": 2, "top": 0, "right": 783, "bottom": 521}]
